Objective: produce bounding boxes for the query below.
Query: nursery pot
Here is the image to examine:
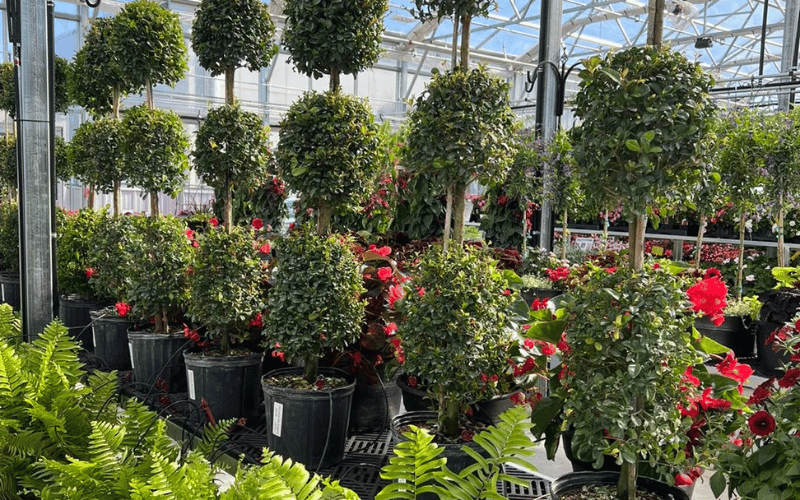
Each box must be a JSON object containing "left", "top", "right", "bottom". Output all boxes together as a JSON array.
[
  {"left": 471, "top": 392, "right": 517, "bottom": 426},
  {"left": 261, "top": 367, "right": 356, "bottom": 470},
  {"left": 549, "top": 471, "right": 689, "bottom": 500},
  {"left": 127, "top": 329, "right": 190, "bottom": 393},
  {"left": 756, "top": 320, "right": 791, "bottom": 376},
  {"left": 0, "top": 271, "right": 19, "bottom": 311},
  {"left": 184, "top": 351, "right": 263, "bottom": 421},
  {"left": 349, "top": 371, "right": 402, "bottom": 434},
  {"left": 694, "top": 315, "right": 755, "bottom": 358},
  {"left": 90, "top": 309, "right": 134, "bottom": 370},
  {"left": 59, "top": 295, "right": 106, "bottom": 351},
  {"left": 397, "top": 374, "right": 435, "bottom": 412}
]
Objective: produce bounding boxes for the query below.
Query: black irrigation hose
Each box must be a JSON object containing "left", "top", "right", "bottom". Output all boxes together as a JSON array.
[{"left": 314, "top": 389, "right": 335, "bottom": 474}]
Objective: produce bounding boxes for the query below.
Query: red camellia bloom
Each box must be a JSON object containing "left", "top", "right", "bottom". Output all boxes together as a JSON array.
[
  {"left": 251, "top": 218, "right": 264, "bottom": 230},
  {"left": 185, "top": 228, "right": 195, "bottom": 240},
  {"left": 384, "top": 322, "right": 398, "bottom": 336},
  {"left": 388, "top": 284, "right": 404, "bottom": 308},
  {"left": 209, "top": 217, "right": 219, "bottom": 227},
  {"left": 674, "top": 472, "right": 695, "bottom": 487},
  {"left": 85, "top": 267, "right": 96, "bottom": 279},
  {"left": 748, "top": 410, "right": 777, "bottom": 437},
  {"left": 687, "top": 276, "right": 728, "bottom": 326},
  {"left": 114, "top": 302, "right": 131, "bottom": 317},
  {"left": 779, "top": 367, "right": 800, "bottom": 388},
  {"left": 248, "top": 312, "right": 263, "bottom": 329},
  {"left": 377, "top": 267, "right": 393, "bottom": 282},
  {"left": 258, "top": 242, "right": 271, "bottom": 255}
]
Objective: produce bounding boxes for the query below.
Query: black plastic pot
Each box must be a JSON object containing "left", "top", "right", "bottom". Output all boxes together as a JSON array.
[
  {"left": 694, "top": 315, "right": 755, "bottom": 358},
  {"left": 472, "top": 393, "right": 516, "bottom": 426},
  {"left": 0, "top": 271, "right": 20, "bottom": 311},
  {"left": 397, "top": 374, "right": 435, "bottom": 412},
  {"left": 127, "top": 329, "right": 191, "bottom": 393},
  {"left": 185, "top": 351, "right": 263, "bottom": 421},
  {"left": 261, "top": 367, "right": 356, "bottom": 470},
  {"left": 90, "top": 309, "right": 135, "bottom": 370},
  {"left": 549, "top": 471, "right": 689, "bottom": 500},
  {"left": 756, "top": 320, "right": 791, "bottom": 376},
  {"left": 59, "top": 295, "right": 106, "bottom": 351},
  {"left": 349, "top": 372, "right": 402, "bottom": 434}
]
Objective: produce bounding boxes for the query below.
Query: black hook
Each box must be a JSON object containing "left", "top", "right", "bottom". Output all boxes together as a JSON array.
[{"left": 85, "top": 0, "right": 101, "bottom": 7}]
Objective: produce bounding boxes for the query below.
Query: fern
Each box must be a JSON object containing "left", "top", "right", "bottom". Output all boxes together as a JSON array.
[
  {"left": 377, "top": 405, "right": 539, "bottom": 500},
  {"left": 194, "top": 418, "right": 237, "bottom": 460}
]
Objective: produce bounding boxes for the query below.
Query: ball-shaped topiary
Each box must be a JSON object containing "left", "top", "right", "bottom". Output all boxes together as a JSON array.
[{"left": 69, "top": 118, "right": 124, "bottom": 194}]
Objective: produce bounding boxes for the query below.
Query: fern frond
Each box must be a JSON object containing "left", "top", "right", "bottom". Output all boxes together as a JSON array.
[
  {"left": 0, "top": 304, "right": 21, "bottom": 342},
  {"left": 376, "top": 426, "right": 448, "bottom": 500},
  {"left": 195, "top": 419, "right": 236, "bottom": 460}
]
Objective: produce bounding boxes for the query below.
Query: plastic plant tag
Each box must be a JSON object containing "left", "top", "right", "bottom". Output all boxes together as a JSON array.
[
  {"left": 128, "top": 342, "right": 134, "bottom": 369},
  {"left": 272, "top": 402, "right": 283, "bottom": 437},
  {"left": 187, "top": 369, "right": 195, "bottom": 400}
]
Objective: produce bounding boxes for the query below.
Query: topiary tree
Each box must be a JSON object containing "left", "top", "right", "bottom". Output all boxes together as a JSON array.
[
  {"left": 570, "top": 45, "right": 716, "bottom": 271},
  {"left": 69, "top": 118, "right": 125, "bottom": 213},
  {"left": 404, "top": 66, "right": 518, "bottom": 249},
  {"left": 0, "top": 62, "right": 14, "bottom": 119},
  {"left": 193, "top": 103, "right": 271, "bottom": 231},
  {"left": 110, "top": 0, "right": 188, "bottom": 110},
  {"left": 281, "top": 0, "right": 387, "bottom": 91},
  {"left": 214, "top": 174, "right": 288, "bottom": 232},
  {"left": 191, "top": 0, "right": 278, "bottom": 105},
  {"left": 276, "top": 90, "right": 380, "bottom": 235},
  {"left": 0, "top": 57, "right": 71, "bottom": 119},
  {"left": 120, "top": 105, "right": 189, "bottom": 216},
  {"left": 70, "top": 18, "right": 122, "bottom": 118},
  {"left": 410, "top": 0, "right": 493, "bottom": 70}
]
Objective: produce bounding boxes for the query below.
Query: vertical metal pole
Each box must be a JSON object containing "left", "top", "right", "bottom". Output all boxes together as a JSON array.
[
  {"left": 779, "top": 0, "right": 800, "bottom": 109},
  {"left": 17, "top": 0, "right": 57, "bottom": 339},
  {"left": 535, "top": 0, "right": 563, "bottom": 251}
]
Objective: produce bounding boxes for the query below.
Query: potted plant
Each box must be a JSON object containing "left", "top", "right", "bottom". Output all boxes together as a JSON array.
[
  {"left": 518, "top": 246, "right": 564, "bottom": 304},
  {"left": 125, "top": 215, "right": 194, "bottom": 393},
  {"left": 526, "top": 260, "right": 750, "bottom": 500},
  {"left": 0, "top": 202, "right": 20, "bottom": 310},
  {"left": 713, "top": 320, "right": 800, "bottom": 499},
  {"left": 755, "top": 267, "right": 800, "bottom": 375},
  {"left": 391, "top": 244, "right": 520, "bottom": 470},
  {"left": 56, "top": 208, "right": 110, "bottom": 351},
  {"left": 261, "top": 225, "right": 366, "bottom": 469},
  {"left": 694, "top": 290, "right": 761, "bottom": 359}
]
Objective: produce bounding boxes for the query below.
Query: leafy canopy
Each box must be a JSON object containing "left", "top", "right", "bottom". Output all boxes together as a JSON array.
[
  {"left": 191, "top": 0, "right": 278, "bottom": 77},
  {"left": 69, "top": 118, "right": 124, "bottom": 194},
  {"left": 70, "top": 18, "right": 126, "bottom": 117}
]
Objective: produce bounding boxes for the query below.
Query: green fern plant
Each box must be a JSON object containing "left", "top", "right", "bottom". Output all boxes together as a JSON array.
[{"left": 376, "top": 405, "right": 537, "bottom": 500}]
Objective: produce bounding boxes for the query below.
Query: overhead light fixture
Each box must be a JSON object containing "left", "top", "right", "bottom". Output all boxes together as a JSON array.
[{"left": 695, "top": 37, "right": 713, "bottom": 49}]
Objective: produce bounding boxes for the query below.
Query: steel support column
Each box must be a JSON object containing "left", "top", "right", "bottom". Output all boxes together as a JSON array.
[{"left": 780, "top": 0, "right": 800, "bottom": 109}]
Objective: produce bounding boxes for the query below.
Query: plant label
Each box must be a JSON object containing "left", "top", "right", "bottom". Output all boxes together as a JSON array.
[
  {"left": 272, "top": 402, "right": 283, "bottom": 437},
  {"left": 187, "top": 369, "right": 195, "bottom": 400},
  {"left": 575, "top": 237, "right": 595, "bottom": 251},
  {"left": 128, "top": 342, "right": 134, "bottom": 369},
  {"left": 92, "top": 329, "right": 97, "bottom": 351}
]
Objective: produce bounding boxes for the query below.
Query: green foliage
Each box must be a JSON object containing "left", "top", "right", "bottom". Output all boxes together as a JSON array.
[
  {"left": 404, "top": 67, "right": 518, "bottom": 188},
  {"left": 571, "top": 45, "right": 716, "bottom": 220},
  {"left": 214, "top": 174, "right": 288, "bottom": 232},
  {"left": 0, "top": 309, "right": 120, "bottom": 497},
  {"left": 0, "top": 136, "right": 16, "bottom": 193},
  {"left": 191, "top": 0, "right": 278, "bottom": 77},
  {"left": 110, "top": 0, "right": 188, "bottom": 96},
  {"left": 276, "top": 90, "right": 381, "bottom": 223},
  {"left": 70, "top": 18, "right": 126, "bottom": 118},
  {"left": 54, "top": 56, "right": 73, "bottom": 115},
  {"left": 69, "top": 118, "right": 124, "bottom": 193},
  {"left": 86, "top": 214, "right": 139, "bottom": 302},
  {"left": 125, "top": 216, "right": 193, "bottom": 331},
  {"left": 376, "top": 405, "right": 537, "bottom": 500},
  {"left": 221, "top": 450, "right": 359, "bottom": 500},
  {"left": 281, "top": 0, "right": 387, "bottom": 82},
  {"left": 395, "top": 245, "right": 517, "bottom": 437},
  {"left": 56, "top": 208, "right": 105, "bottom": 299},
  {"left": 0, "top": 203, "right": 19, "bottom": 272},
  {"left": 0, "top": 57, "right": 70, "bottom": 118},
  {"left": 409, "top": 0, "right": 494, "bottom": 22},
  {"left": 187, "top": 225, "right": 266, "bottom": 354},
  {"left": 121, "top": 105, "right": 189, "bottom": 198},
  {"left": 264, "top": 227, "right": 365, "bottom": 373},
  {"left": 0, "top": 63, "right": 14, "bottom": 116},
  {"left": 392, "top": 171, "right": 445, "bottom": 240},
  {"left": 193, "top": 103, "right": 271, "bottom": 226},
  {"left": 55, "top": 136, "right": 73, "bottom": 183}
]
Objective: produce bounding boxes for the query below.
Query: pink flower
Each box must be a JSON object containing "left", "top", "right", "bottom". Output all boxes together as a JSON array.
[
  {"left": 259, "top": 242, "right": 271, "bottom": 255},
  {"left": 384, "top": 322, "right": 398, "bottom": 336},
  {"left": 85, "top": 268, "right": 96, "bottom": 279},
  {"left": 185, "top": 229, "right": 195, "bottom": 240},
  {"left": 114, "top": 302, "right": 131, "bottom": 317},
  {"left": 251, "top": 218, "right": 264, "bottom": 230},
  {"left": 209, "top": 217, "right": 219, "bottom": 227},
  {"left": 417, "top": 287, "right": 426, "bottom": 297},
  {"left": 377, "top": 267, "right": 393, "bottom": 282},
  {"left": 388, "top": 284, "right": 405, "bottom": 308},
  {"left": 367, "top": 244, "right": 392, "bottom": 257}
]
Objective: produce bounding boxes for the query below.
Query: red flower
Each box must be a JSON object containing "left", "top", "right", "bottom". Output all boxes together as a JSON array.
[
  {"left": 509, "top": 392, "right": 525, "bottom": 405},
  {"left": 503, "top": 289, "right": 511, "bottom": 296},
  {"left": 85, "top": 267, "right": 96, "bottom": 279},
  {"left": 697, "top": 387, "right": 731, "bottom": 411},
  {"left": 747, "top": 378, "right": 774, "bottom": 405},
  {"left": 367, "top": 244, "right": 392, "bottom": 257},
  {"left": 674, "top": 473, "right": 695, "bottom": 487},
  {"left": 259, "top": 242, "right": 271, "bottom": 255},
  {"left": 388, "top": 284, "right": 405, "bottom": 308},
  {"left": 523, "top": 338, "right": 535, "bottom": 350},
  {"left": 407, "top": 375, "right": 417, "bottom": 388},
  {"left": 377, "top": 267, "right": 393, "bottom": 282},
  {"left": 703, "top": 267, "right": 722, "bottom": 280},
  {"left": 716, "top": 351, "right": 753, "bottom": 393},
  {"left": 779, "top": 368, "right": 800, "bottom": 388},
  {"left": 682, "top": 366, "right": 701, "bottom": 387},
  {"left": 546, "top": 266, "right": 570, "bottom": 282},
  {"left": 748, "top": 410, "right": 776, "bottom": 436},
  {"left": 185, "top": 229, "right": 195, "bottom": 240},
  {"left": 182, "top": 324, "right": 200, "bottom": 343},
  {"left": 461, "top": 429, "right": 475, "bottom": 442},
  {"left": 351, "top": 351, "right": 362, "bottom": 367},
  {"left": 686, "top": 276, "right": 728, "bottom": 326},
  {"left": 248, "top": 312, "right": 263, "bottom": 329},
  {"left": 209, "top": 217, "right": 219, "bottom": 227},
  {"left": 115, "top": 302, "right": 131, "bottom": 317},
  {"left": 530, "top": 297, "right": 549, "bottom": 311},
  {"left": 251, "top": 218, "right": 264, "bottom": 230},
  {"left": 606, "top": 267, "right": 616, "bottom": 273},
  {"left": 417, "top": 287, "right": 426, "bottom": 297}
]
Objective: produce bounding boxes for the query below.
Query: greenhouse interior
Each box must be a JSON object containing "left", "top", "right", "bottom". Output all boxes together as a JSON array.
[{"left": 4, "top": 1, "right": 800, "bottom": 500}]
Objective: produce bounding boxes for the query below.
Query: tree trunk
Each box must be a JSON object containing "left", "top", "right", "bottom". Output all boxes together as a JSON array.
[
  {"left": 225, "top": 67, "right": 236, "bottom": 106},
  {"left": 317, "top": 200, "right": 332, "bottom": 236},
  {"left": 778, "top": 192, "right": 786, "bottom": 267},
  {"left": 304, "top": 357, "right": 319, "bottom": 385},
  {"left": 154, "top": 309, "right": 166, "bottom": 335},
  {"left": 440, "top": 395, "right": 460, "bottom": 439},
  {"left": 330, "top": 68, "right": 340, "bottom": 93},
  {"left": 113, "top": 85, "right": 121, "bottom": 120},
  {"left": 224, "top": 181, "right": 233, "bottom": 232},
  {"left": 443, "top": 184, "right": 453, "bottom": 253},
  {"left": 736, "top": 212, "right": 746, "bottom": 300},
  {"left": 618, "top": 460, "right": 637, "bottom": 500},
  {"left": 150, "top": 190, "right": 160, "bottom": 217},
  {"left": 451, "top": 17, "right": 460, "bottom": 70},
  {"left": 87, "top": 187, "right": 95, "bottom": 210},
  {"left": 695, "top": 214, "right": 706, "bottom": 266},
  {"left": 562, "top": 208, "right": 569, "bottom": 260},
  {"left": 629, "top": 214, "right": 647, "bottom": 271},
  {"left": 646, "top": 0, "right": 665, "bottom": 47},
  {"left": 113, "top": 179, "right": 121, "bottom": 216},
  {"left": 460, "top": 15, "right": 471, "bottom": 70},
  {"left": 521, "top": 198, "right": 529, "bottom": 256},
  {"left": 452, "top": 180, "right": 467, "bottom": 247},
  {"left": 145, "top": 82, "right": 154, "bottom": 110}
]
